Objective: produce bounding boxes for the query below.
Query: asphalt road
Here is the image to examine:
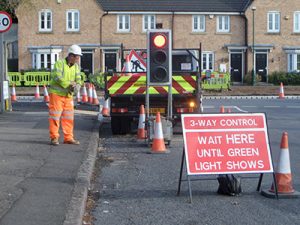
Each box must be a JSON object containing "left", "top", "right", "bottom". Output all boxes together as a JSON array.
[{"left": 91, "top": 99, "right": 300, "bottom": 225}]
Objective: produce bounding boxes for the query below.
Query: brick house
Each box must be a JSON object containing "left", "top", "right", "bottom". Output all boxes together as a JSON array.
[
  {"left": 16, "top": 0, "right": 300, "bottom": 83},
  {"left": 15, "top": 0, "right": 102, "bottom": 75},
  {"left": 245, "top": 0, "right": 300, "bottom": 82}
]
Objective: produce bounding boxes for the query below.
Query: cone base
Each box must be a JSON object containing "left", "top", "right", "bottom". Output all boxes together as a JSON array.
[
  {"left": 261, "top": 189, "right": 300, "bottom": 199},
  {"left": 150, "top": 149, "right": 170, "bottom": 154}
]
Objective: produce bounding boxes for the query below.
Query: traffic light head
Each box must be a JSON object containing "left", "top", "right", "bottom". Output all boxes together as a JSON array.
[{"left": 147, "top": 30, "right": 171, "bottom": 84}]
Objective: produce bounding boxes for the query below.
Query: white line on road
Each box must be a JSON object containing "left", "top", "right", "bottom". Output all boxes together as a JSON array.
[
  {"left": 264, "top": 106, "right": 280, "bottom": 108},
  {"left": 286, "top": 106, "right": 300, "bottom": 108},
  {"left": 232, "top": 106, "right": 249, "bottom": 113}
]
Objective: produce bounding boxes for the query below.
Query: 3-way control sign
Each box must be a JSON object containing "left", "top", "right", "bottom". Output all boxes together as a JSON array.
[
  {"left": 181, "top": 113, "right": 273, "bottom": 175},
  {"left": 0, "top": 11, "right": 12, "bottom": 33}
]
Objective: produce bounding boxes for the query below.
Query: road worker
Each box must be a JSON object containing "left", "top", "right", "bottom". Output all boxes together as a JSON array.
[{"left": 48, "top": 44, "right": 83, "bottom": 146}]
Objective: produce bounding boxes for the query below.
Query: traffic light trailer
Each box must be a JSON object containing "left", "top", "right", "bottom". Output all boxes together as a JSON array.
[{"left": 105, "top": 33, "right": 202, "bottom": 136}]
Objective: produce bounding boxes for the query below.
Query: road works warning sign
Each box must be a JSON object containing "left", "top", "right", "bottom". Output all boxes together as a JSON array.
[{"left": 181, "top": 113, "right": 273, "bottom": 175}]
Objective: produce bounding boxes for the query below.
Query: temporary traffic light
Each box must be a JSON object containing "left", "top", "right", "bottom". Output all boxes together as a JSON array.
[{"left": 147, "top": 30, "right": 172, "bottom": 84}]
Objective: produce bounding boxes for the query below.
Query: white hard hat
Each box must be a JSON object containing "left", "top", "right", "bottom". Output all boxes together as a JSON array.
[{"left": 68, "top": 44, "right": 82, "bottom": 56}]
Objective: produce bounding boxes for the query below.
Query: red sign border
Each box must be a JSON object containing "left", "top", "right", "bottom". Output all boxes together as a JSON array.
[
  {"left": 181, "top": 113, "right": 274, "bottom": 175},
  {"left": 0, "top": 11, "right": 13, "bottom": 33}
]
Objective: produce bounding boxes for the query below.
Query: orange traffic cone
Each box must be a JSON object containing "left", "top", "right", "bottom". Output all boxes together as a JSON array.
[
  {"left": 278, "top": 82, "right": 285, "bottom": 99},
  {"left": 35, "top": 83, "right": 40, "bottom": 99},
  {"left": 88, "top": 83, "right": 93, "bottom": 104},
  {"left": 220, "top": 105, "right": 225, "bottom": 113},
  {"left": 137, "top": 105, "right": 146, "bottom": 139},
  {"left": 151, "top": 112, "right": 169, "bottom": 153},
  {"left": 43, "top": 85, "right": 49, "bottom": 102},
  {"left": 81, "top": 84, "right": 88, "bottom": 103},
  {"left": 92, "top": 85, "right": 99, "bottom": 105},
  {"left": 11, "top": 84, "right": 17, "bottom": 102},
  {"left": 102, "top": 98, "right": 110, "bottom": 117},
  {"left": 262, "top": 132, "right": 300, "bottom": 198}
]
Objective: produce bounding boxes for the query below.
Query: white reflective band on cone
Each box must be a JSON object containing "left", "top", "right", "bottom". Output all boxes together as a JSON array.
[{"left": 277, "top": 148, "right": 291, "bottom": 174}]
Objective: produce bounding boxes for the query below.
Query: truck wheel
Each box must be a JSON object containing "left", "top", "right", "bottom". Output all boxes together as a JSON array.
[{"left": 111, "top": 116, "right": 121, "bottom": 135}]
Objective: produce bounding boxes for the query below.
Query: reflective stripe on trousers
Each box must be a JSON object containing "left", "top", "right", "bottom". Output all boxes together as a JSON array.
[{"left": 49, "top": 93, "right": 74, "bottom": 141}]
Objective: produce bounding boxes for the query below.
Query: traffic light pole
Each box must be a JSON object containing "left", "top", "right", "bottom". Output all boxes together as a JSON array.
[{"left": 146, "top": 30, "right": 173, "bottom": 144}]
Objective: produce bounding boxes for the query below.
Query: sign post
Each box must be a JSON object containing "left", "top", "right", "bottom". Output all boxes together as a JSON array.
[
  {"left": 0, "top": 11, "right": 12, "bottom": 113},
  {"left": 178, "top": 113, "right": 277, "bottom": 203}
]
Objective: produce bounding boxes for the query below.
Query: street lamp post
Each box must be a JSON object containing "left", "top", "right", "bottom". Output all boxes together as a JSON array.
[{"left": 252, "top": 6, "right": 256, "bottom": 86}]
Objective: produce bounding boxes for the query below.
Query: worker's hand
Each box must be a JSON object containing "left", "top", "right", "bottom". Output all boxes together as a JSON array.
[{"left": 69, "top": 81, "right": 76, "bottom": 92}]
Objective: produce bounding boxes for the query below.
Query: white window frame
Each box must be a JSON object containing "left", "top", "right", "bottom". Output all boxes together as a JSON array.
[
  {"left": 39, "top": 9, "right": 52, "bottom": 32},
  {"left": 66, "top": 9, "right": 80, "bottom": 32},
  {"left": 143, "top": 15, "right": 156, "bottom": 32},
  {"left": 192, "top": 15, "right": 205, "bottom": 32},
  {"left": 287, "top": 53, "right": 300, "bottom": 72},
  {"left": 294, "top": 12, "right": 300, "bottom": 33},
  {"left": 117, "top": 14, "right": 130, "bottom": 32},
  {"left": 268, "top": 11, "right": 280, "bottom": 33},
  {"left": 31, "top": 49, "right": 61, "bottom": 70},
  {"left": 202, "top": 52, "right": 214, "bottom": 71},
  {"left": 217, "top": 15, "right": 230, "bottom": 33}
]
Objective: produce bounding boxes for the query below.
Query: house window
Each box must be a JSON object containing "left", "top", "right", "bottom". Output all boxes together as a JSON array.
[
  {"left": 268, "top": 12, "right": 280, "bottom": 33},
  {"left": 202, "top": 52, "right": 214, "bottom": 71},
  {"left": 39, "top": 9, "right": 52, "bottom": 32},
  {"left": 287, "top": 53, "right": 300, "bottom": 72},
  {"left": 31, "top": 49, "right": 61, "bottom": 70},
  {"left": 143, "top": 15, "right": 156, "bottom": 31},
  {"left": 192, "top": 15, "right": 205, "bottom": 32},
  {"left": 217, "top": 16, "right": 230, "bottom": 32},
  {"left": 66, "top": 10, "right": 80, "bottom": 32},
  {"left": 117, "top": 15, "right": 130, "bottom": 32},
  {"left": 294, "top": 12, "right": 300, "bottom": 33}
]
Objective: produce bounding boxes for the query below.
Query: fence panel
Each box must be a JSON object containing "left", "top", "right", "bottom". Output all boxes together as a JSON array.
[
  {"left": 8, "top": 72, "right": 22, "bottom": 86},
  {"left": 24, "top": 72, "right": 50, "bottom": 86}
]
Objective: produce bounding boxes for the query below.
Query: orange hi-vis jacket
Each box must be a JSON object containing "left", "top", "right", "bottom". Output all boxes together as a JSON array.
[{"left": 48, "top": 59, "right": 82, "bottom": 141}]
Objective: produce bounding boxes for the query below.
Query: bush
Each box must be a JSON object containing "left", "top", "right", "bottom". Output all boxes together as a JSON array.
[
  {"left": 268, "top": 71, "right": 300, "bottom": 85},
  {"left": 243, "top": 71, "right": 261, "bottom": 85},
  {"left": 88, "top": 71, "right": 105, "bottom": 89}
]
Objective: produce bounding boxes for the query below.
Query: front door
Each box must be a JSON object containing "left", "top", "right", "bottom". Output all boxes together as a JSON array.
[
  {"left": 230, "top": 53, "right": 242, "bottom": 82},
  {"left": 105, "top": 53, "right": 117, "bottom": 72},
  {"left": 256, "top": 53, "right": 267, "bottom": 82},
  {"left": 81, "top": 52, "right": 93, "bottom": 75}
]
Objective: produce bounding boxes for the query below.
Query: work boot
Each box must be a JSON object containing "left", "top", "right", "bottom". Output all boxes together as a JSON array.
[
  {"left": 63, "top": 139, "right": 80, "bottom": 145},
  {"left": 50, "top": 138, "right": 59, "bottom": 146}
]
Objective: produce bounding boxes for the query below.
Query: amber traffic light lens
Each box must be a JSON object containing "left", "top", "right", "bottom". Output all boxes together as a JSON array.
[{"left": 153, "top": 34, "right": 166, "bottom": 48}]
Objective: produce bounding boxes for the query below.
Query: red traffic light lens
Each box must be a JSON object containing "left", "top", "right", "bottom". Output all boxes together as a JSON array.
[{"left": 153, "top": 34, "right": 166, "bottom": 48}]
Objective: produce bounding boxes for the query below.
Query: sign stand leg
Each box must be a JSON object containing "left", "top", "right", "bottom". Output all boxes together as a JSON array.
[
  {"left": 256, "top": 173, "right": 264, "bottom": 191},
  {"left": 177, "top": 148, "right": 185, "bottom": 196},
  {"left": 187, "top": 176, "right": 193, "bottom": 204},
  {"left": 272, "top": 172, "right": 279, "bottom": 199}
]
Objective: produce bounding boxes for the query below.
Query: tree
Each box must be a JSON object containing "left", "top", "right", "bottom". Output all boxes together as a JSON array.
[{"left": 0, "top": 0, "right": 20, "bottom": 22}]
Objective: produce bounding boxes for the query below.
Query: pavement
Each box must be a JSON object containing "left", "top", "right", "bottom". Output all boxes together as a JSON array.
[{"left": 0, "top": 102, "right": 100, "bottom": 225}]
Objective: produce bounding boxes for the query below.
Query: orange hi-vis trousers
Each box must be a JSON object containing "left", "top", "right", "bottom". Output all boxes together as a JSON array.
[{"left": 49, "top": 93, "right": 75, "bottom": 141}]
